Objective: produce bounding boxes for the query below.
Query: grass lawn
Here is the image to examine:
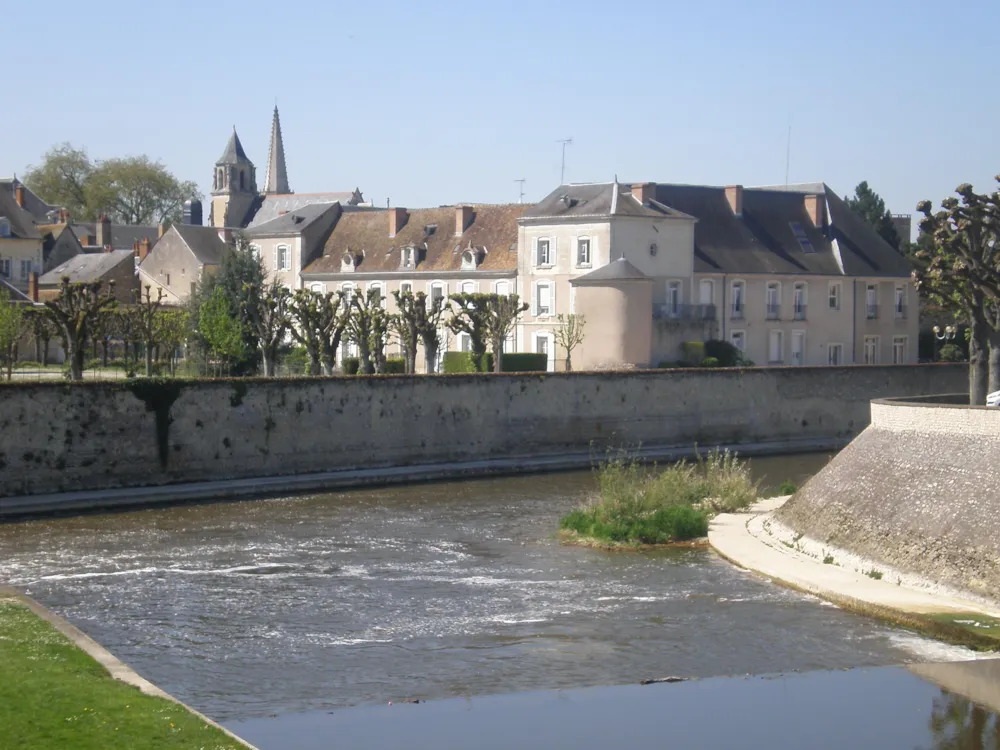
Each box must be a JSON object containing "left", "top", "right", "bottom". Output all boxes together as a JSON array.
[{"left": 0, "top": 600, "right": 248, "bottom": 749}]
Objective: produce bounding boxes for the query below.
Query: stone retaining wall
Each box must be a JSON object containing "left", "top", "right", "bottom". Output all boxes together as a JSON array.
[
  {"left": 0, "top": 365, "right": 966, "bottom": 502},
  {"left": 777, "top": 395, "right": 1000, "bottom": 602}
]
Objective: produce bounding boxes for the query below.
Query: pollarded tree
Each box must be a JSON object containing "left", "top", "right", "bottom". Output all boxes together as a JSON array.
[
  {"left": 346, "top": 288, "right": 390, "bottom": 374},
  {"left": 409, "top": 292, "right": 447, "bottom": 374},
  {"left": 243, "top": 280, "right": 292, "bottom": 377},
  {"left": 391, "top": 290, "right": 422, "bottom": 374},
  {"left": 41, "top": 278, "right": 118, "bottom": 381},
  {"left": 28, "top": 307, "right": 57, "bottom": 366},
  {"left": 554, "top": 313, "right": 587, "bottom": 372},
  {"left": 0, "top": 289, "right": 30, "bottom": 381},
  {"left": 847, "top": 181, "right": 902, "bottom": 249},
  {"left": 484, "top": 294, "right": 529, "bottom": 373},
  {"left": 448, "top": 292, "right": 491, "bottom": 368},
  {"left": 126, "top": 285, "right": 166, "bottom": 376},
  {"left": 913, "top": 178, "right": 1000, "bottom": 404},
  {"left": 289, "top": 289, "right": 331, "bottom": 375}
]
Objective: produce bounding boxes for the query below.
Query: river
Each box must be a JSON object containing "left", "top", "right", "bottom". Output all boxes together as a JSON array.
[{"left": 0, "top": 454, "right": 978, "bottom": 725}]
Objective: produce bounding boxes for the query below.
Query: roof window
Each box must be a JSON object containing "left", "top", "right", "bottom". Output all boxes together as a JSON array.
[{"left": 789, "top": 221, "right": 815, "bottom": 253}]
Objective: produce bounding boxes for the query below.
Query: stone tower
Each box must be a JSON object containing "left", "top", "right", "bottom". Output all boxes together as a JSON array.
[
  {"left": 263, "top": 106, "right": 290, "bottom": 195},
  {"left": 210, "top": 127, "right": 258, "bottom": 228}
]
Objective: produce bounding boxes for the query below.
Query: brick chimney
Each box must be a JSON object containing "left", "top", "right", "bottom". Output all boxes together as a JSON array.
[
  {"left": 455, "top": 205, "right": 473, "bottom": 235},
  {"left": 96, "top": 214, "right": 112, "bottom": 248},
  {"left": 14, "top": 185, "right": 26, "bottom": 208},
  {"left": 158, "top": 222, "right": 168, "bottom": 238},
  {"left": 27, "top": 272, "right": 38, "bottom": 302},
  {"left": 631, "top": 182, "right": 656, "bottom": 206},
  {"left": 804, "top": 193, "right": 826, "bottom": 227},
  {"left": 388, "top": 207, "right": 408, "bottom": 238},
  {"left": 57, "top": 207, "right": 68, "bottom": 223},
  {"left": 725, "top": 185, "right": 743, "bottom": 216},
  {"left": 138, "top": 237, "right": 152, "bottom": 261}
]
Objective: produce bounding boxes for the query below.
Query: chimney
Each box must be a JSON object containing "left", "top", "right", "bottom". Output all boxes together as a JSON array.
[
  {"left": 80, "top": 234, "right": 94, "bottom": 247},
  {"left": 455, "top": 205, "right": 473, "bottom": 235},
  {"left": 27, "top": 272, "right": 38, "bottom": 302},
  {"left": 102, "top": 244, "right": 114, "bottom": 254},
  {"left": 217, "top": 228, "right": 233, "bottom": 245},
  {"left": 138, "top": 237, "right": 151, "bottom": 261},
  {"left": 14, "top": 185, "right": 25, "bottom": 208},
  {"left": 96, "top": 214, "right": 112, "bottom": 248},
  {"left": 804, "top": 193, "right": 826, "bottom": 227},
  {"left": 158, "top": 222, "right": 168, "bottom": 238},
  {"left": 388, "top": 206, "right": 407, "bottom": 238},
  {"left": 725, "top": 185, "right": 743, "bottom": 216},
  {"left": 57, "top": 207, "right": 67, "bottom": 223},
  {"left": 631, "top": 182, "right": 656, "bottom": 205}
]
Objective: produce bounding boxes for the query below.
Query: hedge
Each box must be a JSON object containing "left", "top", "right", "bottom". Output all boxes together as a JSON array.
[
  {"left": 443, "top": 351, "right": 548, "bottom": 374},
  {"left": 383, "top": 357, "right": 407, "bottom": 374},
  {"left": 341, "top": 357, "right": 360, "bottom": 375}
]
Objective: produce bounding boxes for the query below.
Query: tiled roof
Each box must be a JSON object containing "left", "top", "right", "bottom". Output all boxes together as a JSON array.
[
  {"left": 70, "top": 222, "right": 160, "bottom": 251},
  {"left": 302, "top": 204, "right": 527, "bottom": 276},
  {"left": 0, "top": 188, "right": 41, "bottom": 239},
  {"left": 0, "top": 278, "right": 33, "bottom": 303},
  {"left": 39, "top": 249, "right": 134, "bottom": 285},
  {"left": 246, "top": 192, "right": 363, "bottom": 228},
  {"left": 263, "top": 107, "right": 290, "bottom": 195},
  {"left": 244, "top": 202, "right": 341, "bottom": 237},
  {"left": 571, "top": 257, "right": 650, "bottom": 284},
  {"left": 524, "top": 182, "right": 690, "bottom": 220},
  {"left": 651, "top": 183, "right": 912, "bottom": 278},
  {"left": 0, "top": 178, "right": 57, "bottom": 222}
]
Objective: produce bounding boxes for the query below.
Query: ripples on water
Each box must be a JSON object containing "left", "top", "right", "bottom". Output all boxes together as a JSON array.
[{"left": 0, "top": 457, "right": 979, "bottom": 722}]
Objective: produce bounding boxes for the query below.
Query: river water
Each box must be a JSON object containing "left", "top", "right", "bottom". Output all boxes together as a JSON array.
[{"left": 0, "top": 455, "right": 978, "bottom": 724}]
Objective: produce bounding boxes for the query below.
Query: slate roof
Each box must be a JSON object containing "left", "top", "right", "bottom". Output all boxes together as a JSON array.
[
  {"left": 244, "top": 202, "right": 341, "bottom": 237},
  {"left": 0, "top": 178, "right": 58, "bottom": 222},
  {"left": 71, "top": 222, "right": 160, "bottom": 251},
  {"left": 524, "top": 182, "right": 692, "bottom": 220},
  {"left": 302, "top": 204, "right": 527, "bottom": 276},
  {"left": 571, "top": 257, "right": 651, "bottom": 284},
  {"left": 174, "top": 225, "right": 228, "bottom": 265},
  {"left": 217, "top": 128, "right": 251, "bottom": 165},
  {"left": 246, "top": 191, "right": 365, "bottom": 228},
  {"left": 0, "top": 278, "right": 33, "bottom": 303},
  {"left": 263, "top": 107, "right": 290, "bottom": 195},
  {"left": 650, "top": 183, "right": 912, "bottom": 278},
  {"left": 39, "top": 249, "right": 134, "bottom": 285},
  {"left": 0, "top": 188, "right": 41, "bottom": 239}
]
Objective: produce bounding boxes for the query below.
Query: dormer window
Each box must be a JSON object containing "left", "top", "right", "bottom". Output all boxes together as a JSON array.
[
  {"left": 0, "top": 217, "right": 10, "bottom": 238},
  {"left": 401, "top": 246, "right": 415, "bottom": 268},
  {"left": 342, "top": 252, "right": 356, "bottom": 272},
  {"left": 461, "top": 249, "right": 477, "bottom": 271}
]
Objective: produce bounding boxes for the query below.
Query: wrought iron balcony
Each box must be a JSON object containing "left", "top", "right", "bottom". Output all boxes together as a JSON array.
[
  {"left": 766, "top": 303, "right": 781, "bottom": 320},
  {"left": 653, "top": 303, "right": 718, "bottom": 321}
]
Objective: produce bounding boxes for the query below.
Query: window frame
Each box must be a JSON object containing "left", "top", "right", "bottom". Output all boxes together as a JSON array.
[
  {"left": 892, "top": 335, "right": 907, "bottom": 364},
  {"left": 576, "top": 237, "right": 592, "bottom": 267},
  {"left": 866, "top": 284, "right": 878, "bottom": 319},
  {"left": 534, "top": 280, "right": 554, "bottom": 317},
  {"left": 0, "top": 218, "right": 10, "bottom": 238},
  {"left": 828, "top": 343, "right": 844, "bottom": 366},
  {"left": 731, "top": 279, "right": 746, "bottom": 319},
  {"left": 894, "top": 285, "right": 906, "bottom": 318},
  {"left": 494, "top": 280, "right": 512, "bottom": 296},
  {"left": 535, "top": 238, "right": 552, "bottom": 268},
  {"left": 863, "top": 335, "right": 880, "bottom": 365},
  {"left": 766, "top": 281, "right": 781, "bottom": 320},
  {"left": 429, "top": 281, "right": 447, "bottom": 307},
  {"left": 730, "top": 329, "right": 746, "bottom": 352},
  {"left": 792, "top": 282, "right": 806, "bottom": 320},
  {"left": 534, "top": 331, "right": 555, "bottom": 371},
  {"left": 791, "top": 330, "right": 806, "bottom": 366},
  {"left": 666, "top": 280, "right": 682, "bottom": 317},
  {"left": 828, "top": 282, "right": 842, "bottom": 311},
  {"left": 768, "top": 329, "right": 784, "bottom": 364}
]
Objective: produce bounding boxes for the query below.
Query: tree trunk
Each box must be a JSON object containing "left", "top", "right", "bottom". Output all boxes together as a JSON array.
[
  {"left": 307, "top": 344, "right": 321, "bottom": 376},
  {"left": 42, "top": 336, "right": 49, "bottom": 366},
  {"left": 101, "top": 340, "right": 109, "bottom": 368},
  {"left": 424, "top": 341, "right": 438, "bottom": 374},
  {"left": 968, "top": 318, "right": 989, "bottom": 406},
  {"left": 145, "top": 344, "right": 153, "bottom": 377},
  {"left": 34, "top": 335, "right": 41, "bottom": 364},
  {"left": 359, "top": 340, "right": 373, "bottom": 374},
  {"left": 989, "top": 330, "right": 1000, "bottom": 396},
  {"left": 68, "top": 341, "right": 85, "bottom": 381},
  {"left": 493, "top": 341, "right": 503, "bottom": 373},
  {"left": 565, "top": 350, "right": 573, "bottom": 372}
]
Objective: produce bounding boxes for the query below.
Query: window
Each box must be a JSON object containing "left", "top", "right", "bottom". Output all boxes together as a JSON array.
[
  {"left": 789, "top": 221, "right": 815, "bottom": 252},
  {"left": 249, "top": 243, "right": 262, "bottom": 261},
  {"left": 577, "top": 238, "right": 591, "bottom": 266},
  {"left": 730, "top": 330, "right": 746, "bottom": 352},
  {"left": 400, "top": 282, "right": 412, "bottom": 295},
  {"left": 495, "top": 280, "right": 511, "bottom": 296},
  {"left": 731, "top": 281, "right": 745, "bottom": 319},
  {"left": 536, "top": 238, "right": 551, "bottom": 267},
  {"left": 828, "top": 343, "right": 844, "bottom": 366},
  {"left": 766, "top": 282, "right": 781, "bottom": 320},
  {"left": 791, "top": 331, "right": 805, "bottom": 365},
  {"left": 864, "top": 335, "right": 879, "bottom": 365},
  {"left": 893, "top": 336, "right": 907, "bottom": 364},
  {"left": 793, "top": 283, "right": 806, "bottom": 320},
  {"left": 461, "top": 250, "right": 476, "bottom": 271},
  {"left": 699, "top": 279, "right": 714, "bottom": 305},
  {"left": 341, "top": 282, "right": 355, "bottom": 308},
  {"left": 828, "top": 282, "right": 842, "bottom": 310},
  {"left": 190, "top": 282, "right": 197, "bottom": 297},
  {"left": 460, "top": 280, "right": 476, "bottom": 294},
  {"left": 768, "top": 330, "right": 784, "bottom": 364},
  {"left": 369, "top": 282, "right": 385, "bottom": 308},
  {"left": 866, "top": 284, "right": 878, "bottom": 319},
  {"left": 310, "top": 283, "right": 325, "bottom": 293},
  {"left": 403, "top": 247, "right": 414, "bottom": 267},
  {"left": 430, "top": 282, "right": 445, "bottom": 307},
  {"left": 666, "top": 281, "right": 681, "bottom": 317},
  {"left": 0, "top": 218, "right": 10, "bottom": 238},
  {"left": 894, "top": 286, "right": 906, "bottom": 319},
  {"left": 165, "top": 273, "right": 170, "bottom": 286},
  {"left": 459, "top": 333, "right": 472, "bottom": 353},
  {"left": 20, "top": 259, "right": 31, "bottom": 280},
  {"left": 239, "top": 171, "right": 245, "bottom": 190},
  {"left": 276, "top": 244, "right": 291, "bottom": 271},
  {"left": 534, "top": 333, "right": 555, "bottom": 372},
  {"left": 0, "top": 258, "right": 9, "bottom": 277},
  {"left": 535, "top": 281, "right": 553, "bottom": 316}
]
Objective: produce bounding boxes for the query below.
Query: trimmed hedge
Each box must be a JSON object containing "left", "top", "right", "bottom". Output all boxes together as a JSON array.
[
  {"left": 341, "top": 357, "right": 360, "bottom": 375},
  {"left": 383, "top": 357, "right": 407, "bottom": 374},
  {"left": 500, "top": 353, "right": 548, "bottom": 372},
  {"left": 680, "top": 341, "right": 705, "bottom": 365},
  {"left": 443, "top": 351, "right": 548, "bottom": 374},
  {"left": 442, "top": 352, "right": 485, "bottom": 373}
]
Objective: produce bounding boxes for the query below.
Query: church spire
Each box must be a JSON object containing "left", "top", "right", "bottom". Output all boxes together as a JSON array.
[{"left": 263, "top": 105, "right": 290, "bottom": 195}]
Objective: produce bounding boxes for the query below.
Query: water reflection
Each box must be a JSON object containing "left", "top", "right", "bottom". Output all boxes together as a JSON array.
[{"left": 929, "top": 692, "right": 1000, "bottom": 750}]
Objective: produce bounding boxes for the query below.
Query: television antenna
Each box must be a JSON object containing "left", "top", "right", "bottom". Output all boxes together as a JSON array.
[
  {"left": 557, "top": 138, "right": 573, "bottom": 184},
  {"left": 514, "top": 178, "right": 526, "bottom": 204}
]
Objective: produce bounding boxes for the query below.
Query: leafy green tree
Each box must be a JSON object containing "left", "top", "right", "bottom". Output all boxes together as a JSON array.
[
  {"left": 41, "top": 278, "right": 118, "bottom": 381},
  {"left": 0, "top": 290, "right": 30, "bottom": 380},
  {"left": 199, "top": 287, "right": 245, "bottom": 376},
  {"left": 126, "top": 286, "right": 166, "bottom": 376},
  {"left": 912, "top": 178, "right": 1000, "bottom": 404},
  {"left": 846, "top": 181, "right": 902, "bottom": 249},
  {"left": 448, "top": 293, "right": 491, "bottom": 366},
  {"left": 346, "top": 288, "right": 389, "bottom": 374},
  {"left": 484, "top": 294, "right": 528, "bottom": 372},
  {"left": 243, "top": 281, "right": 292, "bottom": 377},
  {"left": 23, "top": 144, "right": 199, "bottom": 224},
  {"left": 554, "top": 313, "right": 587, "bottom": 372},
  {"left": 155, "top": 309, "right": 189, "bottom": 376}
]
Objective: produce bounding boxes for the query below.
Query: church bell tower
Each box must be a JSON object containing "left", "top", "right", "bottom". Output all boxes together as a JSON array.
[{"left": 209, "top": 127, "right": 258, "bottom": 228}]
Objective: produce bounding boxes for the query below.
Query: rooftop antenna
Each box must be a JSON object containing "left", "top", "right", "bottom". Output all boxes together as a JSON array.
[
  {"left": 784, "top": 122, "right": 792, "bottom": 186},
  {"left": 514, "top": 178, "right": 526, "bottom": 204},
  {"left": 557, "top": 138, "right": 573, "bottom": 184}
]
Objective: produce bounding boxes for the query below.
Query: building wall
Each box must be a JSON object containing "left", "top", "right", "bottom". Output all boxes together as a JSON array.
[
  {"left": 254, "top": 235, "right": 302, "bottom": 290},
  {"left": 610, "top": 215, "right": 696, "bottom": 306},
  {"left": 0, "top": 238, "right": 43, "bottom": 291},
  {"left": 573, "top": 281, "right": 653, "bottom": 369},
  {"left": 0, "top": 364, "right": 966, "bottom": 500},
  {"left": 137, "top": 232, "right": 206, "bottom": 304}
]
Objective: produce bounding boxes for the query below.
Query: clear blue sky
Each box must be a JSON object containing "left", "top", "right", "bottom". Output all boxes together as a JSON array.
[{"left": 4, "top": 0, "right": 998, "bottom": 234}]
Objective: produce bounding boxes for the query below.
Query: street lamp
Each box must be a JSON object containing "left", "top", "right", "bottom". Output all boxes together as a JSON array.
[{"left": 932, "top": 325, "right": 956, "bottom": 361}]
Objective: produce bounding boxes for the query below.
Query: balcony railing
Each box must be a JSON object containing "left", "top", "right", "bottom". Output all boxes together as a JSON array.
[
  {"left": 766, "top": 303, "right": 781, "bottom": 320},
  {"left": 792, "top": 304, "right": 807, "bottom": 321},
  {"left": 866, "top": 304, "right": 879, "bottom": 320},
  {"left": 653, "top": 303, "right": 718, "bottom": 321}
]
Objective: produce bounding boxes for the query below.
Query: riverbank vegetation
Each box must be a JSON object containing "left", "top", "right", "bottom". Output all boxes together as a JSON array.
[
  {"left": 559, "top": 450, "right": 760, "bottom": 547},
  {"left": 0, "top": 600, "right": 247, "bottom": 749}
]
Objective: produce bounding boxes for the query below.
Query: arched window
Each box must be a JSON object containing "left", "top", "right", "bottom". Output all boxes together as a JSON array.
[
  {"left": 368, "top": 282, "right": 385, "bottom": 308},
  {"left": 495, "top": 280, "right": 511, "bottom": 296},
  {"left": 429, "top": 281, "right": 446, "bottom": 307},
  {"left": 239, "top": 171, "right": 245, "bottom": 190},
  {"left": 341, "top": 282, "right": 355, "bottom": 309},
  {"left": 461, "top": 250, "right": 477, "bottom": 270},
  {"left": 309, "top": 283, "right": 325, "bottom": 294},
  {"left": 460, "top": 280, "right": 476, "bottom": 294},
  {"left": 275, "top": 244, "right": 291, "bottom": 271}
]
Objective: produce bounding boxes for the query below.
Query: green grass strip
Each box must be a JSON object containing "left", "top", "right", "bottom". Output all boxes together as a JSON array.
[{"left": 0, "top": 601, "right": 246, "bottom": 750}]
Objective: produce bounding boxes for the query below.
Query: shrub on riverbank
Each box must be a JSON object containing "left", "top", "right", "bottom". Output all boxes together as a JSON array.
[{"left": 558, "top": 450, "right": 760, "bottom": 546}]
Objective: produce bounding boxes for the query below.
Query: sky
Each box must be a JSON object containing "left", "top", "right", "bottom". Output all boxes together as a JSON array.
[{"left": 4, "top": 0, "right": 999, "bottom": 237}]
